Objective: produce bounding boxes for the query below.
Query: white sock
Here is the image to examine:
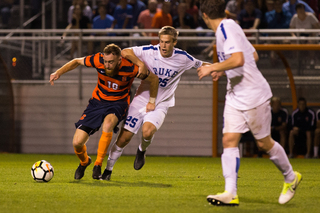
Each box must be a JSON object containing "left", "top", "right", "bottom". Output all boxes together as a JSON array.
[
  {"left": 314, "top": 146, "right": 319, "bottom": 157},
  {"left": 268, "top": 142, "right": 295, "bottom": 183},
  {"left": 139, "top": 136, "right": 154, "bottom": 152},
  {"left": 222, "top": 147, "right": 240, "bottom": 196},
  {"left": 106, "top": 144, "right": 124, "bottom": 171}
]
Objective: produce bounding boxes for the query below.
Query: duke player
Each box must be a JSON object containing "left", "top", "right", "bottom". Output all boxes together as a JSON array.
[
  {"left": 99, "top": 26, "right": 210, "bottom": 180},
  {"left": 198, "top": 0, "right": 301, "bottom": 206},
  {"left": 49, "top": 44, "right": 159, "bottom": 180}
]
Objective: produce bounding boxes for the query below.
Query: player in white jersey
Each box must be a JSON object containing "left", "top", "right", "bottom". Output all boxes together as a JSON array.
[
  {"left": 198, "top": 0, "right": 302, "bottom": 206},
  {"left": 99, "top": 26, "right": 209, "bottom": 180}
]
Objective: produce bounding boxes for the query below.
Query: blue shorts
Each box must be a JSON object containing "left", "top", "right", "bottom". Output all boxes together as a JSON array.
[{"left": 75, "top": 98, "right": 128, "bottom": 135}]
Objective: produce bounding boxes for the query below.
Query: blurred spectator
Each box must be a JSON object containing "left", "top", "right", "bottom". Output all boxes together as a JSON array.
[
  {"left": 128, "top": 0, "right": 146, "bottom": 28},
  {"left": 68, "top": 0, "right": 93, "bottom": 24},
  {"left": 258, "top": 0, "right": 275, "bottom": 28},
  {"left": 137, "top": 0, "right": 160, "bottom": 36},
  {"left": 92, "top": 0, "right": 116, "bottom": 19},
  {"left": 173, "top": 2, "right": 195, "bottom": 50},
  {"left": 313, "top": 109, "right": 320, "bottom": 158},
  {"left": 113, "top": 0, "right": 133, "bottom": 29},
  {"left": 90, "top": 3, "right": 115, "bottom": 52},
  {"left": 173, "top": 2, "right": 195, "bottom": 29},
  {"left": 185, "top": 0, "right": 199, "bottom": 26},
  {"left": 302, "top": 0, "right": 318, "bottom": 20},
  {"left": 265, "top": 0, "right": 292, "bottom": 29},
  {"left": 62, "top": 4, "right": 92, "bottom": 59},
  {"left": 237, "top": 0, "right": 262, "bottom": 29},
  {"left": 290, "top": 3, "right": 320, "bottom": 35},
  {"left": 151, "top": 0, "right": 172, "bottom": 44},
  {"left": 225, "top": 0, "right": 244, "bottom": 20},
  {"left": 288, "top": 97, "right": 315, "bottom": 158},
  {"left": 265, "top": 0, "right": 275, "bottom": 11},
  {"left": 0, "top": 0, "right": 14, "bottom": 29},
  {"left": 282, "top": 0, "right": 314, "bottom": 19},
  {"left": 271, "top": 97, "right": 288, "bottom": 149}
]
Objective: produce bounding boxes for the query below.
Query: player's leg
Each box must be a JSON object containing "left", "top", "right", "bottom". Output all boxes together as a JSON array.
[
  {"left": 305, "top": 130, "right": 312, "bottom": 158},
  {"left": 73, "top": 128, "right": 92, "bottom": 180},
  {"left": 288, "top": 127, "right": 299, "bottom": 158},
  {"left": 279, "top": 129, "right": 287, "bottom": 149},
  {"left": 257, "top": 135, "right": 301, "bottom": 204},
  {"left": 207, "top": 104, "right": 244, "bottom": 206},
  {"left": 313, "top": 128, "right": 320, "bottom": 158},
  {"left": 92, "top": 114, "right": 118, "bottom": 179},
  {"left": 101, "top": 128, "right": 135, "bottom": 180},
  {"left": 134, "top": 122, "right": 157, "bottom": 170},
  {"left": 134, "top": 107, "right": 167, "bottom": 170},
  {"left": 207, "top": 132, "right": 241, "bottom": 206},
  {"left": 251, "top": 101, "right": 301, "bottom": 204}
]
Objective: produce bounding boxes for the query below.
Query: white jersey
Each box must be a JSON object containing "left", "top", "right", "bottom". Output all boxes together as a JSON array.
[
  {"left": 131, "top": 44, "right": 203, "bottom": 107},
  {"left": 216, "top": 19, "right": 272, "bottom": 110}
]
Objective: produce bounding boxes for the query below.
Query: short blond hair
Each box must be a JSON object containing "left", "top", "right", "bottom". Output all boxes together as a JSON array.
[{"left": 158, "top": 26, "right": 179, "bottom": 43}]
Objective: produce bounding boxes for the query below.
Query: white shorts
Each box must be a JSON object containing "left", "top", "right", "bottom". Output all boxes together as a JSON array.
[
  {"left": 124, "top": 99, "right": 169, "bottom": 134},
  {"left": 223, "top": 100, "right": 271, "bottom": 140}
]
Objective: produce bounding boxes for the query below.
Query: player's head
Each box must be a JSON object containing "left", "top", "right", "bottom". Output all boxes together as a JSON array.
[
  {"left": 158, "top": 26, "right": 178, "bottom": 58},
  {"left": 102, "top": 43, "right": 122, "bottom": 73},
  {"left": 298, "top": 97, "right": 307, "bottom": 112},
  {"left": 200, "top": 0, "right": 226, "bottom": 20},
  {"left": 271, "top": 96, "right": 281, "bottom": 112}
]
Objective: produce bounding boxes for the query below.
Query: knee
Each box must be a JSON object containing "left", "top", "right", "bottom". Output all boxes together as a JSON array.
[
  {"left": 73, "top": 137, "right": 84, "bottom": 149},
  {"left": 142, "top": 128, "right": 154, "bottom": 140}
]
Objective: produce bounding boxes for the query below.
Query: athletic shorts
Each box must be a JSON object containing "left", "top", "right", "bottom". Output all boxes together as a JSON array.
[
  {"left": 75, "top": 98, "right": 128, "bottom": 135},
  {"left": 124, "top": 99, "right": 169, "bottom": 134},
  {"left": 223, "top": 100, "right": 271, "bottom": 140}
]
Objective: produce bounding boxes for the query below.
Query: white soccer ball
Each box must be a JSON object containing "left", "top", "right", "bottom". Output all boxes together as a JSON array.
[{"left": 31, "top": 160, "right": 54, "bottom": 182}]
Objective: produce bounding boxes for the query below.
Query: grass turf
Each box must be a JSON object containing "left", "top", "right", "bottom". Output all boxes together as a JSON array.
[{"left": 0, "top": 153, "right": 319, "bottom": 213}]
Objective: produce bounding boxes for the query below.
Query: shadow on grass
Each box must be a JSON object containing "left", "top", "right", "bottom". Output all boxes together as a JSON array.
[
  {"left": 69, "top": 180, "right": 172, "bottom": 188},
  {"left": 240, "top": 196, "right": 277, "bottom": 205}
]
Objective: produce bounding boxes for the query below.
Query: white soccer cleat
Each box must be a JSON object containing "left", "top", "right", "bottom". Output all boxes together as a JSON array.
[
  {"left": 207, "top": 191, "right": 239, "bottom": 206},
  {"left": 279, "top": 171, "right": 302, "bottom": 204}
]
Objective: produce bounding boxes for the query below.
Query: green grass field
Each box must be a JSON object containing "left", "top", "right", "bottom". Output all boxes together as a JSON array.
[{"left": 0, "top": 154, "right": 319, "bottom": 213}]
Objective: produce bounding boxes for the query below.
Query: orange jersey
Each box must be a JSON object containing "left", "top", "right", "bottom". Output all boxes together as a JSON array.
[{"left": 84, "top": 53, "right": 139, "bottom": 103}]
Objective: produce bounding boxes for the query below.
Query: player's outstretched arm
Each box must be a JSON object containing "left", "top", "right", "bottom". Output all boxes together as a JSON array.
[
  {"left": 49, "top": 57, "right": 85, "bottom": 85},
  {"left": 197, "top": 52, "right": 244, "bottom": 80}
]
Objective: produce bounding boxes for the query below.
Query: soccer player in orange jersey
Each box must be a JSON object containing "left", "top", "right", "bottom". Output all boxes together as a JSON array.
[{"left": 49, "top": 44, "right": 159, "bottom": 180}]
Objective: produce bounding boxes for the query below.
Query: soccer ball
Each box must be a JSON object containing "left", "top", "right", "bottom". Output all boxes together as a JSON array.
[{"left": 31, "top": 160, "right": 54, "bottom": 182}]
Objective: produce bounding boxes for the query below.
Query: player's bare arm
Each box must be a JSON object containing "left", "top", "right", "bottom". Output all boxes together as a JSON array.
[
  {"left": 253, "top": 51, "right": 259, "bottom": 62},
  {"left": 138, "top": 72, "right": 159, "bottom": 112},
  {"left": 49, "top": 57, "right": 85, "bottom": 85},
  {"left": 122, "top": 48, "right": 159, "bottom": 112},
  {"left": 197, "top": 52, "right": 244, "bottom": 80}
]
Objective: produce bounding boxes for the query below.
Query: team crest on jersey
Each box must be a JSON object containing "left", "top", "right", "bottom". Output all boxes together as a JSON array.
[
  {"left": 122, "top": 76, "right": 127, "bottom": 81},
  {"left": 195, "top": 61, "right": 201, "bottom": 68}
]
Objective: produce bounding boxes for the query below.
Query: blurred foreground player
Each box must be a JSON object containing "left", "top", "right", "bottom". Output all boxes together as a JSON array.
[
  {"left": 198, "top": 0, "right": 301, "bottom": 206},
  {"left": 49, "top": 44, "right": 158, "bottom": 180}
]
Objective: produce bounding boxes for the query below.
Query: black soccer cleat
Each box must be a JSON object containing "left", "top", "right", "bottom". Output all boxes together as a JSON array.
[
  {"left": 134, "top": 148, "right": 146, "bottom": 170},
  {"left": 74, "top": 156, "right": 92, "bottom": 180},
  {"left": 100, "top": 169, "right": 112, "bottom": 180},
  {"left": 92, "top": 165, "right": 101, "bottom": 180}
]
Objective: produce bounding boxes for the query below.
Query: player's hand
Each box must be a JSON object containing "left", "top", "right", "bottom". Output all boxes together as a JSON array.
[
  {"left": 146, "top": 102, "right": 155, "bottom": 112},
  {"left": 197, "top": 65, "right": 213, "bottom": 80},
  {"left": 49, "top": 72, "right": 60, "bottom": 85},
  {"left": 211, "top": 71, "right": 224, "bottom": 81}
]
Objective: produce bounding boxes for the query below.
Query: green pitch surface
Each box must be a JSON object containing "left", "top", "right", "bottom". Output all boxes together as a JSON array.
[{"left": 0, "top": 154, "right": 319, "bottom": 213}]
